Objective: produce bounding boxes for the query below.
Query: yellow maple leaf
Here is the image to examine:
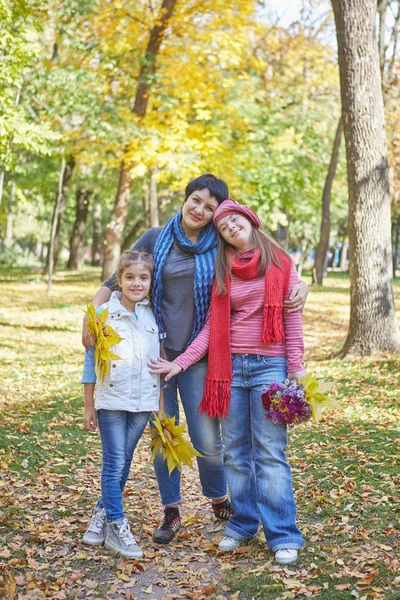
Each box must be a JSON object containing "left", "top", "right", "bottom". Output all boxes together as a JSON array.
[
  {"left": 84, "top": 303, "right": 124, "bottom": 384},
  {"left": 149, "top": 412, "right": 203, "bottom": 474},
  {"left": 303, "top": 374, "right": 341, "bottom": 423}
]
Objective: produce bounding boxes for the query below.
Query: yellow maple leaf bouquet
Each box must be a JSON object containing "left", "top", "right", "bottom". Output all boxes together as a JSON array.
[
  {"left": 149, "top": 412, "right": 203, "bottom": 475},
  {"left": 84, "top": 303, "right": 124, "bottom": 383}
]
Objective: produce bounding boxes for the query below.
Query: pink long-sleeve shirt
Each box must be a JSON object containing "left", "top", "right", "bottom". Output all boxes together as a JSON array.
[{"left": 175, "top": 257, "right": 304, "bottom": 374}]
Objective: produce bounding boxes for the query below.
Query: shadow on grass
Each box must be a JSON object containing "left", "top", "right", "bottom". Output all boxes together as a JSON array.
[{"left": 0, "top": 320, "right": 78, "bottom": 332}]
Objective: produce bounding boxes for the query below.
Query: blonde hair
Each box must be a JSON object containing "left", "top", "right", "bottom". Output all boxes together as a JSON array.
[{"left": 214, "top": 225, "right": 293, "bottom": 295}]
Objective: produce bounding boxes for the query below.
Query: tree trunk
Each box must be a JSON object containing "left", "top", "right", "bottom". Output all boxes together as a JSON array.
[
  {"left": 339, "top": 237, "right": 348, "bottom": 270},
  {"left": 312, "top": 116, "right": 343, "bottom": 285},
  {"left": 102, "top": 167, "right": 131, "bottom": 280},
  {"left": 47, "top": 152, "right": 66, "bottom": 292},
  {"left": 5, "top": 181, "right": 16, "bottom": 246},
  {"left": 122, "top": 214, "right": 148, "bottom": 251},
  {"left": 275, "top": 223, "right": 288, "bottom": 250},
  {"left": 52, "top": 156, "right": 76, "bottom": 268},
  {"left": 332, "top": 0, "right": 400, "bottom": 355},
  {"left": 91, "top": 197, "right": 102, "bottom": 267},
  {"left": 149, "top": 167, "right": 159, "bottom": 227},
  {"left": 377, "top": 0, "right": 387, "bottom": 79},
  {"left": 67, "top": 188, "right": 91, "bottom": 270},
  {"left": 44, "top": 156, "right": 75, "bottom": 273},
  {"left": 393, "top": 217, "right": 400, "bottom": 275},
  {"left": 0, "top": 87, "right": 22, "bottom": 207},
  {"left": 101, "top": 0, "right": 177, "bottom": 279}
]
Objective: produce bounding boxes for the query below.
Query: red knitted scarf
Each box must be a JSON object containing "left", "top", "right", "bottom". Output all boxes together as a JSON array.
[{"left": 198, "top": 248, "right": 291, "bottom": 418}]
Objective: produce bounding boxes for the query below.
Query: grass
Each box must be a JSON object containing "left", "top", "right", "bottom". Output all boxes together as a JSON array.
[{"left": 0, "top": 267, "right": 399, "bottom": 600}]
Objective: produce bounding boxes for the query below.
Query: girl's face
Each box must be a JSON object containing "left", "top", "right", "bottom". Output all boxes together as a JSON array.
[
  {"left": 181, "top": 188, "right": 219, "bottom": 233},
  {"left": 118, "top": 261, "right": 151, "bottom": 311},
  {"left": 216, "top": 213, "right": 253, "bottom": 252}
]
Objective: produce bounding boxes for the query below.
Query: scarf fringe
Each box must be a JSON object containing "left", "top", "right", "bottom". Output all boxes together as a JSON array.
[
  {"left": 262, "top": 305, "right": 285, "bottom": 344},
  {"left": 198, "top": 377, "right": 231, "bottom": 418}
]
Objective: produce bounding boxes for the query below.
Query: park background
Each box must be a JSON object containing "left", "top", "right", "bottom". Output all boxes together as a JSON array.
[{"left": 0, "top": 0, "right": 399, "bottom": 599}]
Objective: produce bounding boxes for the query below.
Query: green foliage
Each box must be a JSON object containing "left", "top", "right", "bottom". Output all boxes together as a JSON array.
[{"left": 0, "top": 0, "right": 59, "bottom": 169}]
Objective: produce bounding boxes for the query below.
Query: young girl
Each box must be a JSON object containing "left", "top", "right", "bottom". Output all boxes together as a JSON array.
[
  {"left": 149, "top": 199, "right": 306, "bottom": 565},
  {"left": 82, "top": 250, "right": 162, "bottom": 559}
]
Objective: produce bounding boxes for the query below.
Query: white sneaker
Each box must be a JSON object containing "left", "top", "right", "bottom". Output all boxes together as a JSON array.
[
  {"left": 83, "top": 506, "right": 106, "bottom": 545},
  {"left": 275, "top": 549, "right": 298, "bottom": 564},
  {"left": 218, "top": 535, "right": 240, "bottom": 552},
  {"left": 104, "top": 518, "right": 143, "bottom": 559}
]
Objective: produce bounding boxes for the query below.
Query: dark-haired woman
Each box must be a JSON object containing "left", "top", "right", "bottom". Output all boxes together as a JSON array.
[
  {"left": 149, "top": 199, "right": 305, "bottom": 564},
  {"left": 83, "top": 180, "right": 308, "bottom": 546}
]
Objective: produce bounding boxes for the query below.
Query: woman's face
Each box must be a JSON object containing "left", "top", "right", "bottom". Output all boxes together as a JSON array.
[
  {"left": 181, "top": 188, "right": 219, "bottom": 232},
  {"left": 216, "top": 213, "right": 253, "bottom": 252}
]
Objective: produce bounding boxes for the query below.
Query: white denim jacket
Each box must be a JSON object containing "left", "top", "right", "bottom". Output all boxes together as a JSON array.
[{"left": 93, "top": 292, "right": 160, "bottom": 412}]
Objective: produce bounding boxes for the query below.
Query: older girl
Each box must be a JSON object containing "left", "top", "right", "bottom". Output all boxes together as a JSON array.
[
  {"left": 83, "top": 177, "right": 308, "bottom": 545},
  {"left": 149, "top": 199, "right": 305, "bottom": 564}
]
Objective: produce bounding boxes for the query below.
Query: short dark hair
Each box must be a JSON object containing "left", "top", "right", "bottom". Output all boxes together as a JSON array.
[{"left": 184, "top": 173, "right": 229, "bottom": 205}]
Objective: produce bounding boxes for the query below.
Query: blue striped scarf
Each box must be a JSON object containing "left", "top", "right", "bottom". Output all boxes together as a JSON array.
[{"left": 152, "top": 212, "right": 217, "bottom": 345}]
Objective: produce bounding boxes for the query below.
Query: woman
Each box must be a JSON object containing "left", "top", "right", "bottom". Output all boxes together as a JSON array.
[
  {"left": 149, "top": 198, "right": 305, "bottom": 564},
  {"left": 82, "top": 177, "right": 308, "bottom": 545}
]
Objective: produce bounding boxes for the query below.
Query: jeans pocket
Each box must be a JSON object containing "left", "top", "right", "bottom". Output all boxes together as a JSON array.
[{"left": 261, "top": 356, "right": 287, "bottom": 366}]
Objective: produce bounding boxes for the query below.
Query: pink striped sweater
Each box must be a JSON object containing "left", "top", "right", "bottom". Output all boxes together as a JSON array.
[{"left": 174, "top": 261, "right": 304, "bottom": 374}]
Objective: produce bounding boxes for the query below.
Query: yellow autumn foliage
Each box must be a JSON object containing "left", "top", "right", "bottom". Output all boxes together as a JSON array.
[
  {"left": 84, "top": 303, "right": 124, "bottom": 384},
  {"left": 149, "top": 412, "right": 203, "bottom": 475},
  {"left": 303, "top": 374, "right": 341, "bottom": 423}
]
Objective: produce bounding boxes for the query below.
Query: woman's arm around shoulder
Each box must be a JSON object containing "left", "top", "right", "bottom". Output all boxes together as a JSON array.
[{"left": 283, "top": 278, "right": 308, "bottom": 313}]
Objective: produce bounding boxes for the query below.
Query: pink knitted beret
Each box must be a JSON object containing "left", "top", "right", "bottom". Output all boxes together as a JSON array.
[{"left": 213, "top": 199, "right": 261, "bottom": 228}]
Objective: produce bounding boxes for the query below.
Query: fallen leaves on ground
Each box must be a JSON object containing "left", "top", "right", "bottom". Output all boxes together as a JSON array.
[{"left": 0, "top": 269, "right": 399, "bottom": 600}]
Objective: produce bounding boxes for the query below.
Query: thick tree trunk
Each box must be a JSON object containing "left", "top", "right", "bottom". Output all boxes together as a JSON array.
[
  {"left": 91, "top": 197, "right": 102, "bottom": 267},
  {"left": 377, "top": 0, "right": 387, "bottom": 79},
  {"left": 44, "top": 156, "right": 75, "bottom": 273},
  {"left": 102, "top": 167, "right": 131, "bottom": 280},
  {"left": 101, "top": 0, "right": 177, "bottom": 279},
  {"left": 312, "top": 116, "right": 343, "bottom": 285},
  {"left": 332, "top": 0, "right": 400, "bottom": 355},
  {"left": 133, "top": 0, "right": 177, "bottom": 119},
  {"left": 67, "top": 188, "right": 91, "bottom": 270}
]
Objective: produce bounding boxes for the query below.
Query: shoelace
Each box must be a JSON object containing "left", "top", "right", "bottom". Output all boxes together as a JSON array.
[
  {"left": 161, "top": 511, "right": 179, "bottom": 530},
  {"left": 213, "top": 500, "right": 233, "bottom": 519},
  {"left": 119, "top": 519, "right": 136, "bottom": 546},
  {"left": 88, "top": 510, "right": 106, "bottom": 533}
]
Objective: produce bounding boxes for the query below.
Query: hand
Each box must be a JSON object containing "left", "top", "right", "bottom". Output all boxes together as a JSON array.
[
  {"left": 283, "top": 280, "right": 309, "bottom": 313},
  {"left": 288, "top": 369, "right": 307, "bottom": 381},
  {"left": 84, "top": 406, "right": 97, "bottom": 432},
  {"left": 148, "top": 358, "right": 183, "bottom": 382},
  {"left": 82, "top": 317, "right": 96, "bottom": 350}
]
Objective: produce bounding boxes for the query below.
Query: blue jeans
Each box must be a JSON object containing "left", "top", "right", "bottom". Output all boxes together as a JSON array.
[
  {"left": 222, "top": 354, "right": 304, "bottom": 552},
  {"left": 153, "top": 358, "right": 227, "bottom": 506},
  {"left": 97, "top": 409, "right": 151, "bottom": 522}
]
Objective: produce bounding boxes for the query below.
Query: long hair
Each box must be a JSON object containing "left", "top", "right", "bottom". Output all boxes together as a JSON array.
[{"left": 214, "top": 225, "right": 293, "bottom": 295}]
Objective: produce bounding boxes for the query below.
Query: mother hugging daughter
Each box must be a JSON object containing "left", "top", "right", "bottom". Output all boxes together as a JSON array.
[{"left": 150, "top": 198, "right": 306, "bottom": 565}]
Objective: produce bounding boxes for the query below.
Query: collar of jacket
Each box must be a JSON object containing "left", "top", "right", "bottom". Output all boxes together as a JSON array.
[{"left": 107, "top": 291, "right": 150, "bottom": 319}]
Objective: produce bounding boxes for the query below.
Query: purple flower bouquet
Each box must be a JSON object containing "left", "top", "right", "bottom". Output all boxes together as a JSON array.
[{"left": 261, "top": 379, "right": 312, "bottom": 426}]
